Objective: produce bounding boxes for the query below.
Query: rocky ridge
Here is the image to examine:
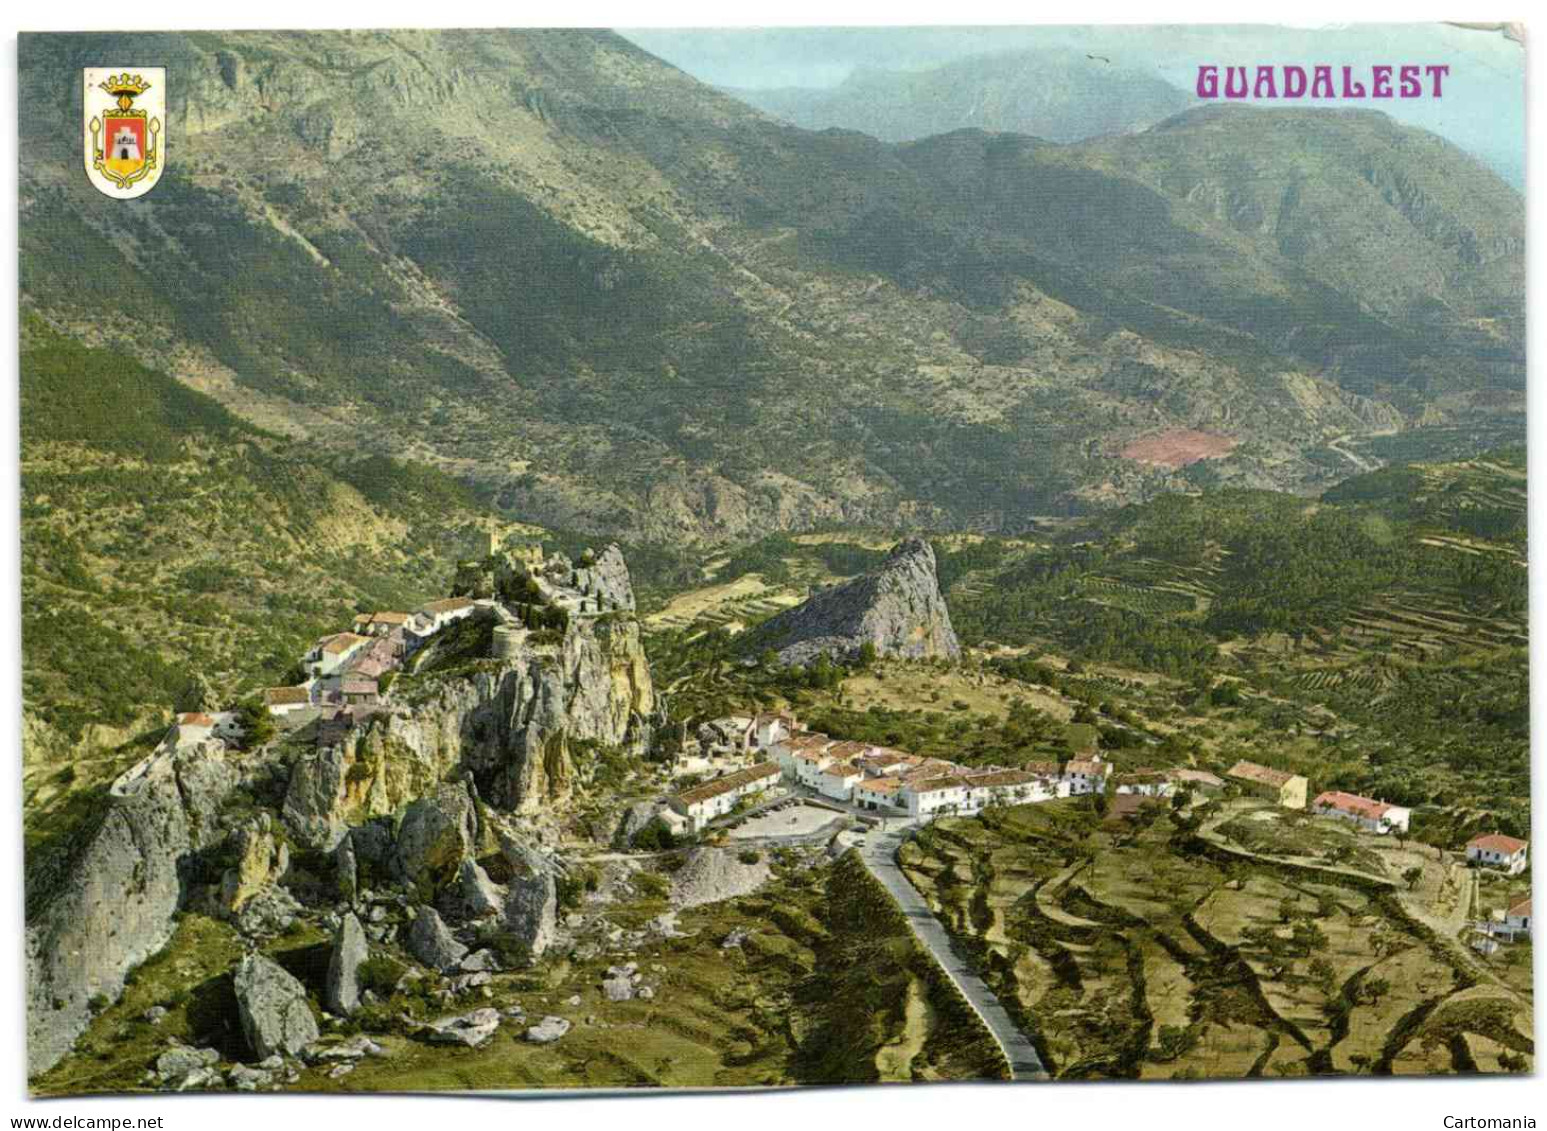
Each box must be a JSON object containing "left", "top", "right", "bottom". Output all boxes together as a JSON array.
[
  {"left": 743, "top": 537, "right": 961, "bottom": 666},
  {"left": 26, "top": 544, "right": 660, "bottom": 1080}
]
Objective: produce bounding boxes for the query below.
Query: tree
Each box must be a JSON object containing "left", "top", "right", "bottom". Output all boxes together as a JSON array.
[
  {"left": 1402, "top": 865, "right": 1424, "bottom": 891},
  {"left": 857, "top": 641, "right": 878, "bottom": 669},
  {"left": 233, "top": 697, "right": 275, "bottom": 749}
]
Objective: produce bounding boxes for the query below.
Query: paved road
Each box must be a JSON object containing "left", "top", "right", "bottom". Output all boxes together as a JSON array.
[{"left": 858, "top": 825, "right": 1049, "bottom": 1081}]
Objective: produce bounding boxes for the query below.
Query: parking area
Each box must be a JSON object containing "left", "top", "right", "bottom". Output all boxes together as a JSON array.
[{"left": 726, "top": 798, "right": 849, "bottom": 841}]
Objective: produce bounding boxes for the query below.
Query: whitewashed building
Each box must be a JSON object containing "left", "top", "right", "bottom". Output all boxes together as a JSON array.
[
  {"left": 1310, "top": 791, "right": 1411, "bottom": 835},
  {"left": 1506, "top": 895, "right": 1532, "bottom": 937},
  {"left": 263, "top": 686, "right": 313, "bottom": 717},
  {"left": 853, "top": 775, "right": 906, "bottom": 812},
  {"left": 667, "top": 761, "right": 783, "bottom": 832},
  {"left": 1114, "top": 769, "right": 1175, "bottom": 798},
  {"left": 1467, "top": 834, "right": 1530, "bottom": 875},
  {"left": 1063, "top": 757, "right": 1111, "bottom": 796},
  {"left": 902, "top": 775, "right": 972, "bottom": 819},
  {"left": 305, "top": 632, "right": 371, "bottom": 678}
]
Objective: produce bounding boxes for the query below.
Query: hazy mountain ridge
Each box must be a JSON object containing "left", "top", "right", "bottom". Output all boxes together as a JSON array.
[
  {"left": 20, "top": 29, "right": 1524, "bottom": 544},
  {"left": 727, "top": 49, "right": 1196, "bottom": 143}
]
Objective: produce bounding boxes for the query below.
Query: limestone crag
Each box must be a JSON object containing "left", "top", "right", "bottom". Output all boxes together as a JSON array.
[
  {"left": 25, "top": 741, "right": 238, "bottom": 1077},
  {"left": 744, "top": 537, "right": 961, "bottom": 666}
]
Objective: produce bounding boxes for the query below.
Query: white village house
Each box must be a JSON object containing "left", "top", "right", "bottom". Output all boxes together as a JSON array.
[
  {"left": 304, "top": 632, "right": 372, "bottom": 678},
  {"left": 667, "top": 761, "right": 783, "bottom": 832},
  {"left": 263, "top": 685, "right": 313, "bottom": 717},
  {"left": 1063, "top": 756, "right": 1111, "bottom": 796},
  {"left": 1466, "top": 833, "right": 1530, "bottom": 875},
  {"left": 1310, "top": 790, "right": 1411, "bottom": 835},
  {"left": 1506, "top": 895, "right": 1532, "bottom": 937}
]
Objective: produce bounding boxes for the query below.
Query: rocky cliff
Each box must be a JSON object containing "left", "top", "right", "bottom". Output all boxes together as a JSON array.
[
  {"left": 26, "top": 742, "right": 239, "bottom": 1076},
  {"left": 30, "top": 546, "right": 658, "bottom": 1080},
  {"left": 743, "top": 537, "right": 961, "bottom": 666},
  {"left": 285, "top": 611, "right": 656, "bottom": 848}
]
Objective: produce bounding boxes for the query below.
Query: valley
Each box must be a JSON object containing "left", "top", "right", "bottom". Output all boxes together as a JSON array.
[{"left": 17, "top": 24, "right": 1529, "bottom": 1098}]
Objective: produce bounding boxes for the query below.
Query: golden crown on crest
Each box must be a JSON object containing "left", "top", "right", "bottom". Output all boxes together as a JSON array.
[{"left": 99, "top": 72, "right": 152, "bottom": 111}]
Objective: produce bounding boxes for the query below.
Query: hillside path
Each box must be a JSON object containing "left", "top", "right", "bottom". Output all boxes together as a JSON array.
[{"left": 858, "top": 825, "right": 1048, "bottom": 1081}]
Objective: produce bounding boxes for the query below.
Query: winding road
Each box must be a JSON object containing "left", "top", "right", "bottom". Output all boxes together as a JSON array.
[{"left": 858, "top": 824, "right": 1049, "bottom": 1081}]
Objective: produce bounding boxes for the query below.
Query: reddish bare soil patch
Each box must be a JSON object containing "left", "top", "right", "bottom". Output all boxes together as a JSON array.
[{"left": 1121, "top": 429, "right": 1238, "bottom": 469}]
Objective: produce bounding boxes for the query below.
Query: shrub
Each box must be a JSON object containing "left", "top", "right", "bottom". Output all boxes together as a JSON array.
[
  {"left": 633, "top": 817, "right": 677, "bottom": 853},
  {"left": 738, "top": 849, "right": 762, "bottom": 865},
  {"left": 357, "top": 955, "right": 407, "bottom": 997},
  {"left": 633, "top": 872, "right": 670, "bottom": 901}
]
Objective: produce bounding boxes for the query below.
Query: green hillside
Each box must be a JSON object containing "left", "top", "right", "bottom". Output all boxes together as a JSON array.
[
  {"left": 19, "top": 30, "right": 1524, "bottom": 543},
  {"left": 20, "top": 320, "right": 509, "bottom": 841}
]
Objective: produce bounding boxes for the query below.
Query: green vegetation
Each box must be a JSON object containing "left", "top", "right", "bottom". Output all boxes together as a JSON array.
[
  {"left": 898, "top": 796, "right": 1530, "bottom": 1079},
  {"left": 20, "top": 322, "right": 507, "bottom": 857}
]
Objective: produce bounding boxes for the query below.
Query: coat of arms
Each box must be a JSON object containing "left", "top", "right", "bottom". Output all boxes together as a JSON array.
[{"left": 83, "top": 67, "right": 166, "bottom": 198}]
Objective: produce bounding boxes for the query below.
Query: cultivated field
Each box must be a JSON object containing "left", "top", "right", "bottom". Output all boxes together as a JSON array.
[{"left": 898, "top": 796, "right": 1532, "bottom": 1079}]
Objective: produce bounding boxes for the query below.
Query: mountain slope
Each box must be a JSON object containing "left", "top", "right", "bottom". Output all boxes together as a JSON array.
[
  {"left": 20, "top": 319, "right": 517, "bottom": 839},
  {"left": 729, "top": 49, "right": 1195, "bottom": 143},
  {"left": 20, "top": 30, "right": 1524, "bottom": 542}
]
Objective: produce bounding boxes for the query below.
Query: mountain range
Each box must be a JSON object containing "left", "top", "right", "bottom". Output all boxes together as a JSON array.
[
  {"left": 21, "top": 29, "right": 1525, "bottom": 547},
  {"left": 727, "top": 49, "right": 1196, "bottom": 143}
]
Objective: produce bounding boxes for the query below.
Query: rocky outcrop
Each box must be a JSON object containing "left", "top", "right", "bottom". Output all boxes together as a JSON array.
[
  {"left": 357, "top": 617, "right": 654, "bottom": 816},
  {"left": 405, "top": 906, "right": 467, "bottom": 973},
  {"left": 325, "top": 913, "right": 368, "bottom": 1016},
  {"left": 743, "top": 537, "right": 961, "bottom": 666},
  {"left": 440, "top": 858, "right": 504, "bottom": 921},
  {"left": 234, "top": 953, "right": 319, "bottom": 1061},
  {"left": 218, "top": 816, "right": 289, "bottom": 914},
  {"left": 280, "top": 598, "right": 655, "bottom": 849},
  {"left": 669, "top": 847, "right": 773, "bottom": 909},
  {"left": 392, "top": 783, "right": 479, "bottom": 893},
  {"left": 25, "top": 742, "right": 238, "bottom": 1077},
  {"left": 499, "top": 845, "right": 558, "bottom": 961}
]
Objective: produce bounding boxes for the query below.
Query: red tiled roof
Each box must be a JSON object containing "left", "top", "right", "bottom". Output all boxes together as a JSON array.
[
  {"left": 1312, "top": 791, "right": 1396, "bottom": 821},
  {"left": 422, "top": 597, "right": 476, "bottom": 615},
  {"left": 1227, "top": 760, "right": 1298, "bottom": 788},
  {"left": 1170, "top": 769, "right": 1225, "bottom": 787},
  {"left": 968, "top": 769, "right": 1040, "bottom": 788},
  {"left": 855, "top": 777, "right": 903, "bottom": 794},
  {"left": 263, "top": 686, "right": 311, "bottom": 707},
  {"left": 176, "top": 712, "right": 215, "bottom": 727},
  {"left": 1508, "top": 895, "right": 1532, "bottom": 919},
  {"left": 1066, "top": 759, "right": 1109, "bottom": 776},
  {"left": 785, "top": 733, "right": 834, "bottom": 752},
  {"left": 1468, "top": 833, "right": 1529, "bottom": 856},
  {"left": 318, "top": 632, "right": 369, "bottom": 655},
  {"left": 906, "top": 775, "right": 969, "bottom": 794},
  {"left": 673, "top": 761, "right": 781, "bottom": 807}
]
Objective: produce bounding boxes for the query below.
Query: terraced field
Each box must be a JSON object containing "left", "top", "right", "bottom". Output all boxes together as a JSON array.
[{"left": 897, "top": 798, "right": 1533, "bottom": 1080}]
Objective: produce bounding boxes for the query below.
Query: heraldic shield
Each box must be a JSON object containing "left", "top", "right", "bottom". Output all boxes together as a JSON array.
[{"left": 84, "top": 67, "right": 166, "bottom": 198}]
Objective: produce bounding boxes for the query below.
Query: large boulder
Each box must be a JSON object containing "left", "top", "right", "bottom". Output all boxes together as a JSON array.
[
  {"left": 422, "top": 1007, "right": 500, "bottom": 1048},
  {"left": 393, "top": 783, "right": 479, "bottom": 893},
  {"left": 439, "top": 858, "right": 504, "bottom": 922},
  {"left": 233, "top": 953, "right": 319, "bottom": 1061},
  {"left": 740, "top": 537, "right": 960, "bottom": 666},
  {"left": 404, "top": 906, "right": 467, "bottom": 973},
  {"left": 499, "top": 837, "right": 558, "bottom": 959},
  {"left": 325, "top": 913, "right": 369, "bottom": 1016}
]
